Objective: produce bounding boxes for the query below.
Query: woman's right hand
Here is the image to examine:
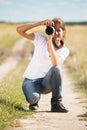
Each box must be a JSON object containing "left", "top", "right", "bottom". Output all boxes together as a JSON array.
[{"left": 41, "top": 19, "right": 54, "bottom": 27}]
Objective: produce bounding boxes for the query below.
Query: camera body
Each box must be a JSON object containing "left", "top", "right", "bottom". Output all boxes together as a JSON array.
[{"left": 45, "top": 26, "right": 55, "bottom": 35}]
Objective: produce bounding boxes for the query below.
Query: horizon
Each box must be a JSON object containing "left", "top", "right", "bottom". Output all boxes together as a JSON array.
[{"left": 0, "top": 20, "right": 87, "bottom": 24}]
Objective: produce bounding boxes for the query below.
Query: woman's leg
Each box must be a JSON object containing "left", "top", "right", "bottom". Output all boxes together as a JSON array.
[
  {"left": 41, "top": 66, "right": 62, "bottom": 105},
  {"left": 41, "top": 66, "right": 68, "bottom": 112},
  {"left": 22, "top": 78, "right": 41, "bottom": 105}
]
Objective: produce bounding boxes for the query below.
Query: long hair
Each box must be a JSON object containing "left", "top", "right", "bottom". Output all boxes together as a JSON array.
[{"left": 52, "top": 17, "right": 66, "bottom": 44}]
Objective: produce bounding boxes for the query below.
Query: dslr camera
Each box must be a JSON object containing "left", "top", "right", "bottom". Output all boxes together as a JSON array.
[{"left": 45, "top": 26, "right": 55, "bottom": 35}]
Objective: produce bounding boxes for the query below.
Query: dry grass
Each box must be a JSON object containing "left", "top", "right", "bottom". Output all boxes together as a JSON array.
[
  {"left": 0, "top": 23, "right": 87, "bottom": 127},
  {"left": 0, "top": 23, "right": 22, "bottom": 48},
  {"left": 0, "top": 23, "right": 87, "bottom": 89},
  {"left": 0, "top": 23, "right": 21, "bottom": 63},
  {"left": 65, "top": 25, "right": 87, "bottom": 89}
]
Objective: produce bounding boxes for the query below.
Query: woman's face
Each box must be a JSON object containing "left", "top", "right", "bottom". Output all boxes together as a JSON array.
[{"left": 53, "top": 24, "right": 64, "bottom": 44}]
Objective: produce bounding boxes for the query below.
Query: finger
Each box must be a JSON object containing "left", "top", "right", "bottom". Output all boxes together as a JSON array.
[
  {"left": 44, "top": 19, "right": 53, "bottom": 26},
  {"left": 49, "top": 21, "right": 54, "bottom": 27},
  {"left": 52, "top": 21, "right": 54, "bottom": 26},
  {"left": 46, "top": 20, "right": 51, "bottom": 26}
]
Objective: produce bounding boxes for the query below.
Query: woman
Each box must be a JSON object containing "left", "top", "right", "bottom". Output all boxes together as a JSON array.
[{"left": 16, "top": 17, "right": 69, "bottom": 112}]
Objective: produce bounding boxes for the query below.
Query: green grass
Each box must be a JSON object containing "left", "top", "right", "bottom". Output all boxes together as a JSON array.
[
  {"left": 78, "top": 113, "right": 87, "bottom": 121},
  {"left": 0, "top": 58, "right": 34, "bottom": 130}
]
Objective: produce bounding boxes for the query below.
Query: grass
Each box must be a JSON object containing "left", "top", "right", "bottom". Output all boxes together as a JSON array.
[
  {"left": 0, "top": 23, "right": 21, "bottom": 49},
  {"left": 0, "top": 23, "right": 45, "bottom": 64},
  {"left": 65, "top": 25, "right": 87, "bottom": 89},
  {"left": 65, "top": 25, "right": 87, "bottom": 119},
  {"left": 0, "top": 23, "right": 87, "bottom": 127},
  {"left": 0, "top": 58, "right": 34, "bottom": 130},
  {"left": 78, "top": 112, "right": 87, "bottom": 121},
  {"left": 0, "top": 23, "right": 22, "bottom": 63},
  {"left": 0, "top": 24, "right": 45, "bottom": 129}
]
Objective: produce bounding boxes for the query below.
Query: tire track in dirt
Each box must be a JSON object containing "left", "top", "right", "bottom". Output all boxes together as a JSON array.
[{"left": 0, "top": 38, "right": 27, "bottom": 81}]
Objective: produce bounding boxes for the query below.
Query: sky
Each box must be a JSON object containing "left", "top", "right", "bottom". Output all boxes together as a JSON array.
[{"left": 0, "top": 0, "right": 87, "bottom": 22}]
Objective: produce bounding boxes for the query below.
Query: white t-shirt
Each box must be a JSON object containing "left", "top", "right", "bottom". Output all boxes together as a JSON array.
[{"left": 23, "top": 33, "right": 69, "bottom": 79}]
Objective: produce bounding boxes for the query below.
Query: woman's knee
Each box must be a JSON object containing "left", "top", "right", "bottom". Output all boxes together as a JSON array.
[
  {"left": 22, "top": 79, "right": 40, "bottom": 104},
  {"left": 51, "top": 66, "right": 61, "bottom": 74},
  {"left": 27, "top": 93, "right": 40, "bottom": 104},
  {"left": 22, "top": 85, "right": 40, "bottom": 104}
]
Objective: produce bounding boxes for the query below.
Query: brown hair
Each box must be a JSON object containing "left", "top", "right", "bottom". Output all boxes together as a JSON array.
[{"left": 52, "top": 17, "right": 66, "bottom": 42}]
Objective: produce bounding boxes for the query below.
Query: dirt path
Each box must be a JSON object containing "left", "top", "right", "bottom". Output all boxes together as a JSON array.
[
  {"left": 0, "top": 38, "right": 87, "bottom": 130},
  {"left": 0, "top": 38, "right": 27, "bottom": 81},
  {"left": 7, "top": 68, "right": 87, "bottom": 130}
]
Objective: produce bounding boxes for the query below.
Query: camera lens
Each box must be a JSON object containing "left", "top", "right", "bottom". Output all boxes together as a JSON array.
[{"left": 45, "top": 26, "right": 54, "bottom": 35}]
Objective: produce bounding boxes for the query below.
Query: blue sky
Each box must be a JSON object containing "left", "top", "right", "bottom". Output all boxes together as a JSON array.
[{"left": 0, "top": 0, "right": 87, "bottom": 22}]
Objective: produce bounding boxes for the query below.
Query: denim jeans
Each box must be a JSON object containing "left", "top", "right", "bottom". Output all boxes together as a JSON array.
[{"left": 22, "top": 66, "right": 62, "bottom": 105}]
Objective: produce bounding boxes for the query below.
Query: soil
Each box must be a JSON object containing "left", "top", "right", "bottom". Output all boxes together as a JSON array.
[
  {"left": 0, "top": 38, "right": 87, "bottom": 130},
  {"left": 6, "top": 68, "right": 87, "bottom": 130}
]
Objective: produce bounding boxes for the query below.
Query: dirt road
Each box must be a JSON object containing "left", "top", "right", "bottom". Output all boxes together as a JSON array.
[
  {"left": 7, "top": 68, "right": 87, "bottom": 130},
  {"left": 0, "top": 38, "right": 27, "bottom": 82},
  {"left": 0, "top": 38, "right": 87, "bottom": 130}
]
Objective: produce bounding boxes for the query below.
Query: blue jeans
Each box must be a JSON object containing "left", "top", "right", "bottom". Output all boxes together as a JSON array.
[{"left": 22, "top": 66, "right": 62, "bottom": 105}]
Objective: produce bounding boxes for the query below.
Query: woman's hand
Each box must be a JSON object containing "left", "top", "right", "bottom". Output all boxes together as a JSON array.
[{"left": 41, "top": 19, "right": 54, "bottom": 26}]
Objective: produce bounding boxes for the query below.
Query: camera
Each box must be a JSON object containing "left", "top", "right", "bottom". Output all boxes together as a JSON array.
[{"left": 45, "top": 26, "right": 55, "bottom": 35}]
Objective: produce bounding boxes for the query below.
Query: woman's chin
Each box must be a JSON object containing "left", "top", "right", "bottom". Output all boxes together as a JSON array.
[{"left": 55, "top": 39, "right": 60, "bottom": 43}]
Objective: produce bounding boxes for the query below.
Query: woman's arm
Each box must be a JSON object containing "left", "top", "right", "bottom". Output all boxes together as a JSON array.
[
  {"left": 16, "top": 19, "right": 54, "bottom": 40},
  {"left": 16, "top": 22, "right": 42, "bottom": 40},
  {"left": 47, "top": 36, "right": 63, "bottom": 66}
]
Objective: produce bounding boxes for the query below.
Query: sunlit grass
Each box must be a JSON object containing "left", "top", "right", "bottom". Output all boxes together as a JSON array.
[
  {"left": 65, "top": 25, "right": 87, "bottom": 89},
  {"left": 0, "top": 23, "right": 45, "bottom": 64},
  {"left": 0, "top": 23, "right": 21, "bottom": 49},
  {"left": 0, "top": 23, "right": 22, "bottom": 63},
  {"left": 65, "top": 25, "right": 87, "bottom": 119},
  {"left": 0, "top": 58, "right": 34, "bottom": 130},
  {"left": 0, "top": 23, "right": 87, "bottom": 125},
  {"left": 78, "top": 113, "right": 87, "bottom": 121},
  {"left": 0, "top": 24, "right": 44, "bottom": 129},
  {"left": 0, "top": 23, "right": 87, "bottom": 91}
]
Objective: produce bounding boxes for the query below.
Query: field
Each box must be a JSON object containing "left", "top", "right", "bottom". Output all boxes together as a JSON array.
[
  {"left": 0, "top": 23, "right": 22, "bottom": 64},
  {"left": 0, "top": 23, "right": 87, "bottom": 129},
  {"left": 65, "top": 25, "right": 87, "bottom": 90}
]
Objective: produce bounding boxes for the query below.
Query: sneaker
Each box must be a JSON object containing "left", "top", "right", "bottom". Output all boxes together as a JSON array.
[
  {"left": 51, "top": 102, "right": 68, "bottom": 113},
  {"left": 29, "top": 103, "right": 39, "bottom": 110}
]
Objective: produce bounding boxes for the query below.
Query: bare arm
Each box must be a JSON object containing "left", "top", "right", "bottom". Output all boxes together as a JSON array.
[
  {"left": 16, "top": 19, "right": 54, "bottom": 40},
  {"left": 47, "top": 36, "right": 63, "bottom": 66},
  {"left": 16, "top": 22, "right": 42, "bottom": 40}
]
